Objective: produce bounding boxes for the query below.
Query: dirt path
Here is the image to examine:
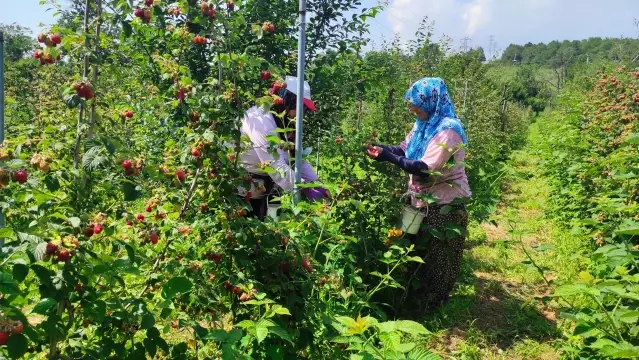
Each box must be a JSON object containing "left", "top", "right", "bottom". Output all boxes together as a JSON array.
[{"left": 425, "top": 124, "right": 582, "bottom": 359}]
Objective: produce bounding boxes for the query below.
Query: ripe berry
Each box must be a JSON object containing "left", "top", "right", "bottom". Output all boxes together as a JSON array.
[
  {"left": 49, "top": 34, "right": 61, "bottom": 45},
  {"left": 142, "top": 9, "right": 152, "bottom": 23},
  {"left": 93, "top": 223, "right": 103, "bottom": 234},
  {"left": 134, "top": 8, "right": 145, "bottom": 17},
  {"left": 0, "top": 332, "right": 7, "bottom": 346},
  {"left": 46, "top": 242, "right": 59, "bottom": 255},
  {"left": 239, "top": 293, "right": 250, "bottom": 302},
  {"left": 37, "top": 33, "right": 47, "bottom": 43},
  {"left": 260, "top": 70, "right": 271, "bottom": 81},
  {"left": 301, "top": 258, "right": 313, "bottom": 273},
  {"left": 171, "top": 321, "right": 178, "bottom": 329},
  {"left": 122, "top": 159, "right": 132, "bottom": 169},
  {"left": 233, "top": 286, "right": 242, "bottom": 294},
  {"left": 227, "top": 0, "right": 234, "bottom": 11},
  {"left": 228, "top": 153, "right": 236, "bottom": 162},
  {"left": 273, "top": 97, "right": 284, "bottom": 106},
  {"left": 123, "top": 110, "right": 134, "bottom": 118},
  {"left": 145, "top": 205, "right": 153, "bottom": 212},
  {"left": 126, "top": 220, "right": 133, "bottom": 226},
  {"left": 149, "top": 233, "right": 159, "bottom": 244},
  {"left": 200, "top": 204, "right": 209, "bottom": 212},
  {"left": 191, "top": 149, "right": 200, "bottom": 157},
  {"left": 269, "top": 24, "right": 275, "bottom": 32},
  {"left": 224, "top": 281, "right": 232, "bottom": 290},
  {"left": 194, "top": 35, "right": 206, "bottom": 45},
  {"left": 176, "top": 169, "right": 186, "bottom": 181},
  {"left": 189, "top": 111, "right": 200, "bottom": 122},
  {"left": 58, "top": 250, "right": 71, "bottom": 262},
  {"left": 82, "top": 225, "right": 94, "bottom": 238},
  {"left": 137, "top": 214, "right": 145, "bottom": 222},
  {"left": 13, "top": 168, "right": 28, "bottom": 184},
  {"left": 33, "top": 50, "right": 41, "bottom": 59},
  {"left": 145, "top": 0, "right": 154, "bottom": 6},
  {"left": 208, "top": 8, "right": 216, "bottom": 18},
  {"left": 177, "top": 88, "right": 185, "bottom": 100},
  {"left": 12, "top": 321, "right": 24, "bottom": 335}
]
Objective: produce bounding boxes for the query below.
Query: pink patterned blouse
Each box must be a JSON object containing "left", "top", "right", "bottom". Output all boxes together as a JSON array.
[{"left": 400, "top": 127, "right": 471, "bottom": 207}]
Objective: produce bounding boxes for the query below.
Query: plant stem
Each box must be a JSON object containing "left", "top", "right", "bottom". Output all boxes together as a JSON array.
[
  {"left": 73, "top": 0, "right": 92, "bottom": 169},
  {"left": 88, "top": 0, "right": 102, "bottom": 139}
]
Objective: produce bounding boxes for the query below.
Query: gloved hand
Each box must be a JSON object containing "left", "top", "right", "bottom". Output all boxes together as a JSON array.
[{"left": 302, "top": 187, "right": 331, "bottom": 202}]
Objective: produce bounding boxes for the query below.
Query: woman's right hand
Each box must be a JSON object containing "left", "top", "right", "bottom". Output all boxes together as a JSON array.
[{"left": 366, "top": 145, "right": 383, "bottom": 159}]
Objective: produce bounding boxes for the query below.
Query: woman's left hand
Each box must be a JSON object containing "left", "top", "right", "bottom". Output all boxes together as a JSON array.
[{"left": 366, "top": 146, "right": 383, "bottom": 159}]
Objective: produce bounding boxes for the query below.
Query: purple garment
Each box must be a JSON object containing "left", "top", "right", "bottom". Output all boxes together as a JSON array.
[{"left": 302, "top": 187, "right": 330, "bottom": 202}]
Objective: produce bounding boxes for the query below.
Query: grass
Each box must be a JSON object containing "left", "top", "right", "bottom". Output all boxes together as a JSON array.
[{"left": 421, "top": 122, "right": 585, "bottom": 359}]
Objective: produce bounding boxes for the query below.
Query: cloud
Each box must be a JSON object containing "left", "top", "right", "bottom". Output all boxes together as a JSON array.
[{"left": 386, "top": 0, "right": 639, "bottom": 54}]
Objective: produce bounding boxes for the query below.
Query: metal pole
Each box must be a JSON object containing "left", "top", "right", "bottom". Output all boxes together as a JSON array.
[
  {"left": 0, "top": 31, "right": 5, "bottom": 247},
  {"left": 293, "top": 0, "right": 307, "bottom": 204}
]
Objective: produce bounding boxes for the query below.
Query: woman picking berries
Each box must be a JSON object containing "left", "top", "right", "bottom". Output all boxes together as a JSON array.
[
  {"left": 239, "top": 76, "right": 330, "bottom": 220},
  {"left": 366, "top": 77, "right": 471, "bottom": 307}
]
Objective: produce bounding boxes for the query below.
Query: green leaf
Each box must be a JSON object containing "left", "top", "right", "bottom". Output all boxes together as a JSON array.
[
  {"left": 255, "top": 326, "right": 269, "bottom": 343},
  {"left": 204, "top": 330, "right": 228, "bottom": 342},
  {"left": 68, "top": 217, "right": 81, "bottom": 228},
  {"left": 7, "top": 334, "right": 28, "bottom": 358},
  {"left": 407, "top": 348, "right": 442, "bottom": 360},
  {"left": 121, "top": 20, "right": 133, "bottom": 38},
  {"left": 236, "top": 320, "right": 256, "bottom": 330},
  {"left": 376, "top": 321, "right": 397, "bottom": 333},
  {"left": 335, "top": 316, "right": 358, "bottom": 329},
  {"left": 619, "top": 311, "right": 639, "bottom": 324},
  {"left": 161, "top": 277, "right": 193, "bottom": 300},
  {"left": 12, "top": 264, "right": 28, "bottom": 283},
  {"left": 0, "top": 227, "right": 15, "bottom": 239},
  {"left": 268, "top": 326, "right": 293, "bottom": 344},
  {"left": 141, "top": 314, "right": 155, "bottom": 329},
  {"left": 32, "top": 298, "right": 57, "bottom": 314},
  {"left": 394, "top": 320, "right": 429, "bottom": 335},
  {"left": 143, "top": 337, "right": 157, "bottom": 358},
  {"left": 226, "top": 329, "right": 243, "bottom": 343},
  {"left": 397, "top": 342, "right": 417, "bottom": 353},
  {"left": 0, "top": 272, "right": 17, "bottom": 295},
  {"left": 406, "top": 256, "right": 424, "bottom": 263},
  {"left": 600, "top": 341, "right": 639, "bottom": 358},
  {"left": 379, "top": 331, "right": 401, "bottom": 350},
  {"left": 271, "top": 305, "right": 291, "bottom": 316},
  {"left": 33, "top": 242, "right": 48, "bottom": 261},
  {"left": 616, "top": 225, "right": 639, "bottom": 236}
]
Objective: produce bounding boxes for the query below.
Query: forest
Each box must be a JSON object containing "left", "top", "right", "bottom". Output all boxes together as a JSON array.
[{"left": 0, "top": 1, "right": 637, "bottom": 359}]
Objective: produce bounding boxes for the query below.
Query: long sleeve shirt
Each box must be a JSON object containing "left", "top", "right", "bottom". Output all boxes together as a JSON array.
[
  {"left": 239, "top": 106, "right": 318, "bottom": 192},
  {"left": 378, "top": 126, "right": 471, "bottom": 206}
]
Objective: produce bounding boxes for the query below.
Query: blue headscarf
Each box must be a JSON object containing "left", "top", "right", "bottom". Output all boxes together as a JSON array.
[{"left": 404, "top": 77, "right": 468, "bottom": 160}]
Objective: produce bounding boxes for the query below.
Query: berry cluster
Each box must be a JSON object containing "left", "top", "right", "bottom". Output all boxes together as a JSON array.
[{"left": 0, "top": 318, "right": 23, "bottom": 346}]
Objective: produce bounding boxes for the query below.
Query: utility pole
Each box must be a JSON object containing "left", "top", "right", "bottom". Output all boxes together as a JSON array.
[
  {"left": 293, "top": 0, "right": 307, "bottom": 205},
  {"left": 488, "top": 35, "right": 495, "bottom": 59},
  {"left": 460, "top": 37, "right": 471, "bottom": 52}
]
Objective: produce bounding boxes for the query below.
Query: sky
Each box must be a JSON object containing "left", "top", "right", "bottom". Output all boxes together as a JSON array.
[{"left": 2, "top": 0, "right": 638, "bottom": 57}]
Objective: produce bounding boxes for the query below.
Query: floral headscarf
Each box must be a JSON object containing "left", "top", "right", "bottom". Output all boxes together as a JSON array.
[{"left": 404, "top": 77, "right": 468, "bottom": 160}]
